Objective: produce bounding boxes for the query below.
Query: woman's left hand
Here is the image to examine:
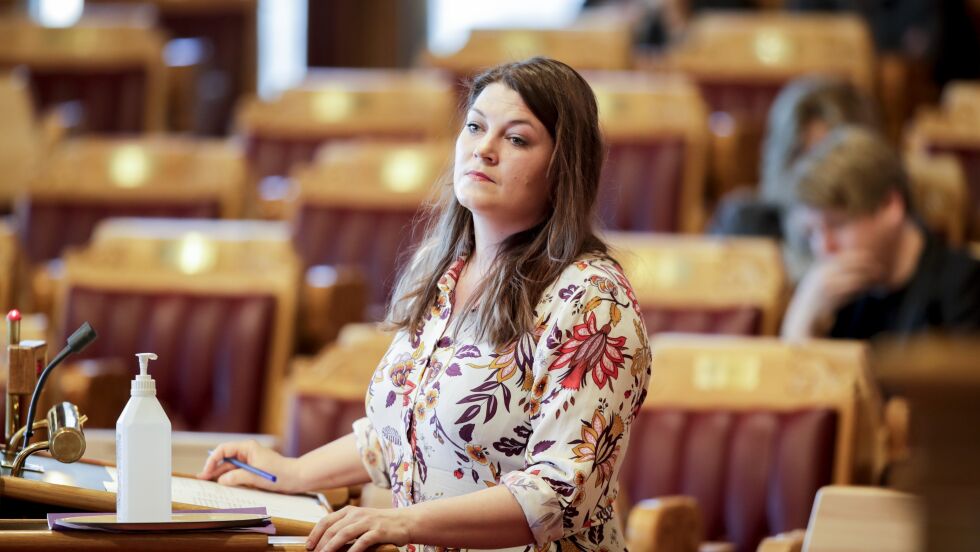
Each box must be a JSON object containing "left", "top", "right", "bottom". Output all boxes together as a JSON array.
[{"left": 306, "top": 505, "right": 413, "bottom": 552}]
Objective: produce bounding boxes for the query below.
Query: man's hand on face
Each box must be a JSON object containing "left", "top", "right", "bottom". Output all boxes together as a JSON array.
[
  {"left": 782, "top": 250, "right": 885, "bottom": 339},
  {"left": 808, "top": 250, "right": 885, "bottom": 313}
]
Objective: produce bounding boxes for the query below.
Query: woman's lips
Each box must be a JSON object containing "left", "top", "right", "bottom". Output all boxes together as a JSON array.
[{"left": 466, "top": 170, "right": 495, "bottom": 183}]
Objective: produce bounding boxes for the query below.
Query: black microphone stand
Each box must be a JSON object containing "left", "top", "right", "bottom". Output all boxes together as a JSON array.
[{"left": 18, "top": 323, "right": 97, "bottom": 452}]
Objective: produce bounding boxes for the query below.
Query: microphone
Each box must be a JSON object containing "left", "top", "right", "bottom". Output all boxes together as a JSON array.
[{"left": 19, "top": 322, "right": 98, "bottom": 451}]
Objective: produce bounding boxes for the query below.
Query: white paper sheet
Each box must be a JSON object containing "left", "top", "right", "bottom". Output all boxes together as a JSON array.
[{"left": 104, "top": 467, "right": 327, "bottom": 523}]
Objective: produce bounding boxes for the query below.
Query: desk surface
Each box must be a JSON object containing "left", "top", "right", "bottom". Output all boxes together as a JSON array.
[
  {"left": 0, "top": 455, "right": 318, "bottom": 536},
  {"left": 0, "top": 520, "right": 399, "bottom": 551}
]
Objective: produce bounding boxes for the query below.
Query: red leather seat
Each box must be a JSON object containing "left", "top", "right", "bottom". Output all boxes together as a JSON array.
[
  {"left": 589, "top": 73, "right": 709, "bottom": 233},
  {"left": 53, "top": 218, "right": 300, "bottom": 434},
  {"left": 281, "top": 326, "right": 392, "bottom": 456},
  {"left": 620, "top": 335, "right": 876, "bottom": 552},
  {"left": 27, "top": 69, "right": 150, "bottom": 133},
  {"left": 293, "top": 204, "right": 421, "bottom": 309},
  {"left": 600, "top": 139, "right": 687, "bottom": 232},
  {"left": 15, "top": 137, "right": 245, "bottom": 265},
  {"left": 622, "top": 409, "right": 837, "bottom": 552},
  {"left": 61, "top": 288, "right": 276, "bottom": 433},
  {"left": 607, "top": 233, "right": 786, "bottom": 336},
  {"left": 246, "top": 133, "right": 428, "bottom": 182},
  {"left": 18, "top": 201, "right": 219, "bottom": 264},
  {"left": 236, "top": 69, "right": 454, "bottom": 202},
  {"left": 283, "top": 392, "right": 365, "bottom": 457},
  {"left": 697, "top": 80, "right": 787, "bottom": 128},
  {"left": 642, "top": 306, "right": 763, "bottom": 336}
]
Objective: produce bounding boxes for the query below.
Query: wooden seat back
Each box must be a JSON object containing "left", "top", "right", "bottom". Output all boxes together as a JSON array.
[
  {"left": 623, "top": 334, "right": 878, "bottom": 552},
  {"left": 18, "top": 137, "right": 245, "bottom": 264},
  {"left": 589, "top": 72, "right": 709, "bottom": 233},
  {"left": 0, "top": 16, "right": 166, "bottom": 133},
  {"left": 56, "top": 218, "right": 299, "bottom": 435},
  {"left": 607, "top": 232, "right": 787, "bottom": 336}
]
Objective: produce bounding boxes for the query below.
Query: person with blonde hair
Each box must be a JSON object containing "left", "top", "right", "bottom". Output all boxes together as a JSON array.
[
  {"left": 199, "top": 57, "right": 651, "bottom": 552},
  {"left": 711, "top": 76, "right": 879, "bottom": 282},
  {"left": 781, "top": 126, "right": 980, "bottom": 340}
]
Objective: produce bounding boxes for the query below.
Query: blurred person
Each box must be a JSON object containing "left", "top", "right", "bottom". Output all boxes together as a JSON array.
[
  {"left": 781, "top": 126, "right": 980, "bottom": 340},
  {"left": 788, "top": 0, "right": 980, "bottom": 85},
  {"left": 711, "top": 77, "right": 879, "bottom": 281},
  {"left": 199, "top": 58, "right": 651, "bottom": 552}
]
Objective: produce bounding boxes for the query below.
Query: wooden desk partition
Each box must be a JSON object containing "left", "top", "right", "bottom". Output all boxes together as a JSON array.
[
  {"left": 0, "top": 455, "right": 314, "bottom": 535},
  {"left": 0, "top": 453, "right": 398, "bottom": 550},
  {"left": 0, "top": 16, "right": 167, "bottom": 133}
]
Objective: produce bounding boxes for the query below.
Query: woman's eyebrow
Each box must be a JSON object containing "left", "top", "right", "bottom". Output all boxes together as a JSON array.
[{"left": 469, "top": 108, "right": 537, "bottom": 131}]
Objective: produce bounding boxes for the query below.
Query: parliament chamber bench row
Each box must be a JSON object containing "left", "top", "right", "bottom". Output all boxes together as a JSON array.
[
  {"left": 0, "top": 272, "right": 929, "bottom": 552},
  {"left": 0, "top": 216, "right": 794, "bottom": 434},
  {"left": 3, "top": 210, "right": 958, "bottom": 550},
  {"left": 0, "top": 132, "right": 974, "bottom": 330},
  {"left": 4, "top": 11, "right": 980, "bottom": 237}
]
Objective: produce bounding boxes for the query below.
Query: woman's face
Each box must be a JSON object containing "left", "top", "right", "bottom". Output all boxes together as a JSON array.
[{"left": 453, "top": 82, "right": 555, "bottom": 234}]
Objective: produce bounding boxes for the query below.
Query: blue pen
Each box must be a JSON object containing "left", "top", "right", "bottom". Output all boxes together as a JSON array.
[{"left": 209, "top": 449, "right": 277, "bottom": 482}]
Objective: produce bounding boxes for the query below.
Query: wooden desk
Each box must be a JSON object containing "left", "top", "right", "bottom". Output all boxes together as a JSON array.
[
  {"left": 0, "top": 455, "right": 314, "bottom": 535},
  {"left": 0, "top": 455, "right": 398, "bottom": 551},
  {"left": 0, "top": 520, "right": 277, "bottom": 551}
]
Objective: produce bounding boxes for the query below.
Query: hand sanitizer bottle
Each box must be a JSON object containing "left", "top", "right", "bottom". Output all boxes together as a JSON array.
[{"left": 116, "top": 353, "right": 171, "bottom": 522}]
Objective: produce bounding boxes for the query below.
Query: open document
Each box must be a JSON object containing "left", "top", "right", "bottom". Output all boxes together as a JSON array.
[{"left": 104, "top": 467, "right": 327, "bottom": 523}]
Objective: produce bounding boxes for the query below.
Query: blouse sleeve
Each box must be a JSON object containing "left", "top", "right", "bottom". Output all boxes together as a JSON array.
[
  {"left": 500, "top": 260, "right": 652, "bottom": 545},
  {"left": 352, "top": 417, "right": 392, "bottom": 489}
]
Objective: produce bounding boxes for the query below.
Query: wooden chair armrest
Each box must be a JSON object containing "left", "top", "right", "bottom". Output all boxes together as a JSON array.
[
  {"left": 626, "top": 496, "right": 703, "bottom": 552},
  {"left": 298, "top": 265, "right": 367, "bottom": 353},
  {"left": 699, "top": 542, "right": 735, "bottom": 552},
  {"left": 756, "top": 529, "right": 805, "bottom": 552}
]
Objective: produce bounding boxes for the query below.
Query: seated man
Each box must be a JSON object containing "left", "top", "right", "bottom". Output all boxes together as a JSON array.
[{"left": 781, "top": 126, "right": 980, "bottom": 340}]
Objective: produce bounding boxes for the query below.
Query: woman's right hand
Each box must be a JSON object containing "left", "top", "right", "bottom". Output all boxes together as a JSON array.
[{"left": 197, "top": 439, "right": 304, "bottom": 494}]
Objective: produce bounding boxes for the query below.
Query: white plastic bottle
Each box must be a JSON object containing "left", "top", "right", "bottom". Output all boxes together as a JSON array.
[{"left": 116, "top": 352, "right": 172, "bottom": 522}]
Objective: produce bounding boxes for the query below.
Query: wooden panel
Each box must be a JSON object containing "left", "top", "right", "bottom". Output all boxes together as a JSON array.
[
  {"left": 0, "top": 16, "right": 167, "bottom": 132},
  {"left": 237, "top": 69, "right": 456, "bottom": 140},
  {"left": 669, "top": 13, "right": 875, "bottom": 93},
  {"left": 606, "top": 232, "right": 786, "bottom": 334},
  {"left": 56, "top": 219, "right": 299, "bottom": 435},
  {"left": 424, "top": 22, "right": 633, "bottom": 75}
]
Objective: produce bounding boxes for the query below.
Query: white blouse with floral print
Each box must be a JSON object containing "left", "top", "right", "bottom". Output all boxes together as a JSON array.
[{"left": 353, "top": 254, "right": 652, "bottom": 552}]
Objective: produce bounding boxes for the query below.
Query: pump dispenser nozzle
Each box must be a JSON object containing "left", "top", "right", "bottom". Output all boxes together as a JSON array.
[{"left": 132, "top": 353, "right": 159, "bottom": 396}]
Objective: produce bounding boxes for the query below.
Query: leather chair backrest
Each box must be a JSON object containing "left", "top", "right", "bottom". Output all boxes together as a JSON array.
[
  {"left": 590, "top": 73, "right": 709, "bottom": 233},
  {"left": 0, "top": 18, "right": 166, "bottom": 133},
  {"left": 28, "top": 69, "right": 149, "bottom": 133},
  {"left": 62, "top": 287, "right": 275, "bottom": 433},
  {"left": 20, "top": 201, "right": 219, "bottom": 264},
  {"left": 237, "top": 69, "right": 454, "bottom": 179},
  {"left": 17, "top": 138, "right": 245, "bottom": 264},
  {"left": 290, "top": 141, "right": 442, "bottom": 309},
  {"left": 607, "top": 232, "right": 786, "bottom": 335},
  {"left": 283, "top": 325, "right": 394, "bottom": 455},
  {"left": 620, "top": 335, "right": 873, "bottom": 552},
  {"left": 57, "top": 218, "right": 299, "bottom": 434},
  {"left": 623, "top": 408, "right": 837, "bottom": 552}
]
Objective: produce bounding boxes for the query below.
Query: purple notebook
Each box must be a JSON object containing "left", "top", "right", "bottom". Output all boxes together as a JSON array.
[{"left": 48, "top": 506, "right": 276, "bottom": 534}]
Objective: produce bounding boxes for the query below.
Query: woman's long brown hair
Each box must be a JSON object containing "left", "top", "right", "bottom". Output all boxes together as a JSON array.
[{"left": 385, "top": 57, "right": 609, "bottom": 346}]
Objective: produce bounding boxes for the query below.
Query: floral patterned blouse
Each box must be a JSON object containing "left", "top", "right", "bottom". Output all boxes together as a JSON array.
[{"left": 353, "top": 254, "right": 652, "bottom": 552}]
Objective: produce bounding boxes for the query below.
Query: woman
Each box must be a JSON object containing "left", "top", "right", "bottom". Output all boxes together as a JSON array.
[{"left": 199, "top": 57, "right": 651, "bottom": 552}]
